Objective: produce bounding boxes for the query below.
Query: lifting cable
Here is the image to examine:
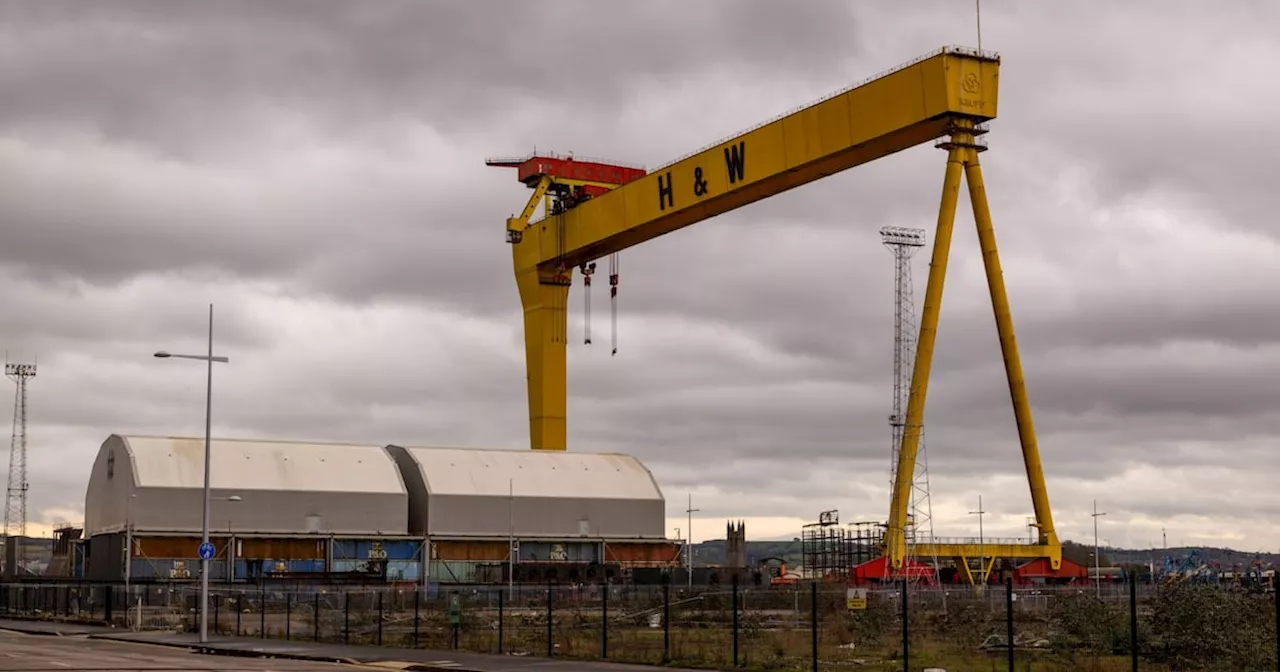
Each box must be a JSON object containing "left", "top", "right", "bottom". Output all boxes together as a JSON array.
[
  {"left": 580, "top": 261, "right": 596, "bottom": 345},
  {"left": 555, "top": 197, "right": 567, "bottom": 344},
  {"left": 609, "top": 253, "right": 619, "bottom": 356}
]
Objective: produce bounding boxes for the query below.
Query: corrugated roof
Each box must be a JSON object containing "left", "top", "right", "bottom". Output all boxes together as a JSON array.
[
  {"left": 400, "top": 446, "right": 663, "bottom": 500},
  {"left": 123, "top": 435, "right": 405, "bottom": 494}
]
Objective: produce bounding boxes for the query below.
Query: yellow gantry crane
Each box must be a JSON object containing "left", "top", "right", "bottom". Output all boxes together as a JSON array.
[{"left": 489, "top": 46, "right": 1062, "bottom": 579}]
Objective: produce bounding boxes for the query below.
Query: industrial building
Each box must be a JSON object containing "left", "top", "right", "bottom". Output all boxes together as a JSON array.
[{"left": 77, "top": 434, "right": 678, "bottom": 584}]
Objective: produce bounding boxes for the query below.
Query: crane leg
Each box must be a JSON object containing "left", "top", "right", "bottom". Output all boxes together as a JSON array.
[
  {"left": 515, "top": 264, "right": 571, "bottom": 451},
  {"left": 964, "top": 156, "right": 1061, "bottom": 566},
  {"left": 885, "top": 139, "right": 966, "bottom": 571}
]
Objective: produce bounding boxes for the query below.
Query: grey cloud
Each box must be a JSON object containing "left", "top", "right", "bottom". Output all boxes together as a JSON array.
[{"left": 4, "top": 1, "right": 1280, "bottom": 548}]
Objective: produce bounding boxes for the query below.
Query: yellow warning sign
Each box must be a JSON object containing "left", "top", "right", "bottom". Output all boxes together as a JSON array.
[{"left": 846, "top": 587, "right": 867, "bottom": 610}]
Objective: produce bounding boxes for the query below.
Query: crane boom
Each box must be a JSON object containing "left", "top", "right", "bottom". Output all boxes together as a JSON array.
[
  {"left": 511, "top": 47, "right": 998, "bottom": 269},
  {"left": 497, "top": 45, "right": 1063, "bottom": 578}
]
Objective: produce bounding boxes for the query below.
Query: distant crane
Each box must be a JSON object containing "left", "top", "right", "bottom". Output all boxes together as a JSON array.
[{"left": 4, "top": 360, "right": 36, "bottom": 570}]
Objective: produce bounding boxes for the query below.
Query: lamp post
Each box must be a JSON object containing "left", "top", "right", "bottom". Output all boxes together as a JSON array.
[
  {"left": 1091, "top": 499, "right": 1106, "bottom": 597},
  {"left": 154, "top": 303, "right": 229, "bottom": 644},
  {"left": 685, "top": 494, "right": 700, "bottom": 592},
  {"left": 969, "top": 495, "right": 986, "bottom": 588}
]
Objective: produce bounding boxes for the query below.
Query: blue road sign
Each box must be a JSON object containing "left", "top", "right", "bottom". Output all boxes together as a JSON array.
[{"left": 198, "top": 541, "right": 215, "bottom": 560}]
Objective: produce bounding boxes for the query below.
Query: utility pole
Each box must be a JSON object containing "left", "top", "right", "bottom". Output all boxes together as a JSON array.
[
  {"left": 685, "top": 493, "right": 699, "bottom": 592},
  {"left": 968, "top": 495, "right": 986, "bottom": 587},
  {"left": 1092, "top": 499, "right": 1106, "bottom": 597}
]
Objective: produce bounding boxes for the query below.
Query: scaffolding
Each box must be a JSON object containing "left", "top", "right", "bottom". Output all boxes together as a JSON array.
[{"left": 801, "top": 510, "right": 851, "bottom": 582}]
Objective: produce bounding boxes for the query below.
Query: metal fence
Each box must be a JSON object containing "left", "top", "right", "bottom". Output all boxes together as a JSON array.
[{"left": 2, "top": 577, "right": 1276, "bottom": 670}]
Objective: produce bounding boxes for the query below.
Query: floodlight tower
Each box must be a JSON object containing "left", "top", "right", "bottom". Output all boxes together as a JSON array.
[
  {"left": 4, "top": 361, "right": 36, "bottom": 564},
  {"left": 880, "top": 227, "right": 934, "bottom": 552}
]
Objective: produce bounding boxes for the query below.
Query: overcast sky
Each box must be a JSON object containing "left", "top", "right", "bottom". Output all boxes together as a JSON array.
[{"left": 2, "top": 0, "right": 1278, "bottom": 553}]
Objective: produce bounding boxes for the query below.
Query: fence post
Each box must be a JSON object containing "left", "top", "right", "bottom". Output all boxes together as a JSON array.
[
  {"left": 1129, "top": 573, "right": 1138, "bottom": 672},
  {"left": 546, "top": 582, "right": 554, "bottom": 657},
  {"left": 601, "top": 579, "right": 608, "bottom": 658},
  {"left": 236, "top": 591, "right": 243, "bottom": 636},
  {"left": 213, "top": 596, "right": 220, "bottom": 635},
  {"left": 413, "top": 587, "right": 421, "bottom": 648},
  {"left": 377, "top": 591, "right": 384, "bottom": 646},
  {"left": 663, "top": 581, "right": 671, "bottom": 664},
  {"left": 497, "top": 588, "right": 504, "bottom": 654},
  {"left": 451, "top": 591, "right": 460, "bottom": 650},
  {"left": 900, "top": 579, "right": 909, "bottom": 672},
  {"left": 312, "top": 592, "right": 319, "bottom": 642},
  {"left": 810, "top": 581, "right": 818, "bottom": 672},
  {"left": 344, "top": 592, "right": 350, "bottom": 645},
  {"left": 259, "top": 587, "right": 266, "bottom": 638},
  {"left": 732, "top": 573, "right": 740, "bottom": 667},
  {"left": 286, "top": 592, "right": 292, "bottom": 641},
  {"left": 1005, "top": 578, "right": 1014, "bottom": 671},
  {"left": 1274, "top": 587, "right": 1279, "bottom": 672},
  {"left": 104, "top": 584, "right": 113, "bottom": 623}
]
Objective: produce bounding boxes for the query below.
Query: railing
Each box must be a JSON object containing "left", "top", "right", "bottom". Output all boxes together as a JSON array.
[
  {"left": 913, "top": 536, "right": 1037, "bottom": 547},
  {"left": 4, "top": 576, "right": 1266, "bottom": 670}
]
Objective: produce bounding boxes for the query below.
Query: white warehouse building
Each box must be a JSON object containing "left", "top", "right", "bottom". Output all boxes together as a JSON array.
[{"left": 77, "top": 434, "right": 677, "bottom": 584}]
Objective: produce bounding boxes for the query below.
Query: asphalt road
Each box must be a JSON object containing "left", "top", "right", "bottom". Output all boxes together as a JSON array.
[{"left": 0, "top": 629, "right": 355, "bottom": 671}]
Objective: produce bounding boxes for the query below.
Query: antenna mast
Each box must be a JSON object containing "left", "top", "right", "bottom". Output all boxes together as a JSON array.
[
  {"left": 880, "top": 227, "right": 935, "bottom": 568},
  {"left": 4, "top": 360, "right": 36, "bottom": 572}
]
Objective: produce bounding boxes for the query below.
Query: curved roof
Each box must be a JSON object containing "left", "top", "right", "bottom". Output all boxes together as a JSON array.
[
  {"left": 124, "top": 435, "right": 405, "bottom": 493},
  {"left": 404, "top": 446, "right": 663, "bottom": 500},
  {"left": 85, "top": 434, "right": 408, "bottom": 537},
  {"left": 388, "top": 445, "right": 665, "bottom": 539}
]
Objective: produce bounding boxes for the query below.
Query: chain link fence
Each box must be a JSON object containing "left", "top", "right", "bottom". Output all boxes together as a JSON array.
[{"left": 2, "top": 577, "right": 1275, "bottom": 670}]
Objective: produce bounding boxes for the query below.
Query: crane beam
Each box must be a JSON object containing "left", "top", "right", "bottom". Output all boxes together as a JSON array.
[{"left": 514, "top": 47, "right": 999, "bottom": 272}]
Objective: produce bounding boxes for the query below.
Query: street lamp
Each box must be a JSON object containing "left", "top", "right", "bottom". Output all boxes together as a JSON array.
[
  {"left": 153, "top": 303, "right": 229, "bottom": 644},
  {"left": 1091, "top": 500, "right": 1107, "bottom": 598},
  {"left": 969, "top": 495, "right": 987, "bottom": 588}
]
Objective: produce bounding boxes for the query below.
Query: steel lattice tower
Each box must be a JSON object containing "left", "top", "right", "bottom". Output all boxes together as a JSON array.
[
  {"left": 3, "top": 362, "right": 35, "bottom": 560},
  {"left": 879, "top": 227, "right": 935, "bottom": 555}
]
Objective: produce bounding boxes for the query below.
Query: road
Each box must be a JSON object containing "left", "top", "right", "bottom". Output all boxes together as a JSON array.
[{"left": 0, "top": 629, "right": 356, "bottom": 671}]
